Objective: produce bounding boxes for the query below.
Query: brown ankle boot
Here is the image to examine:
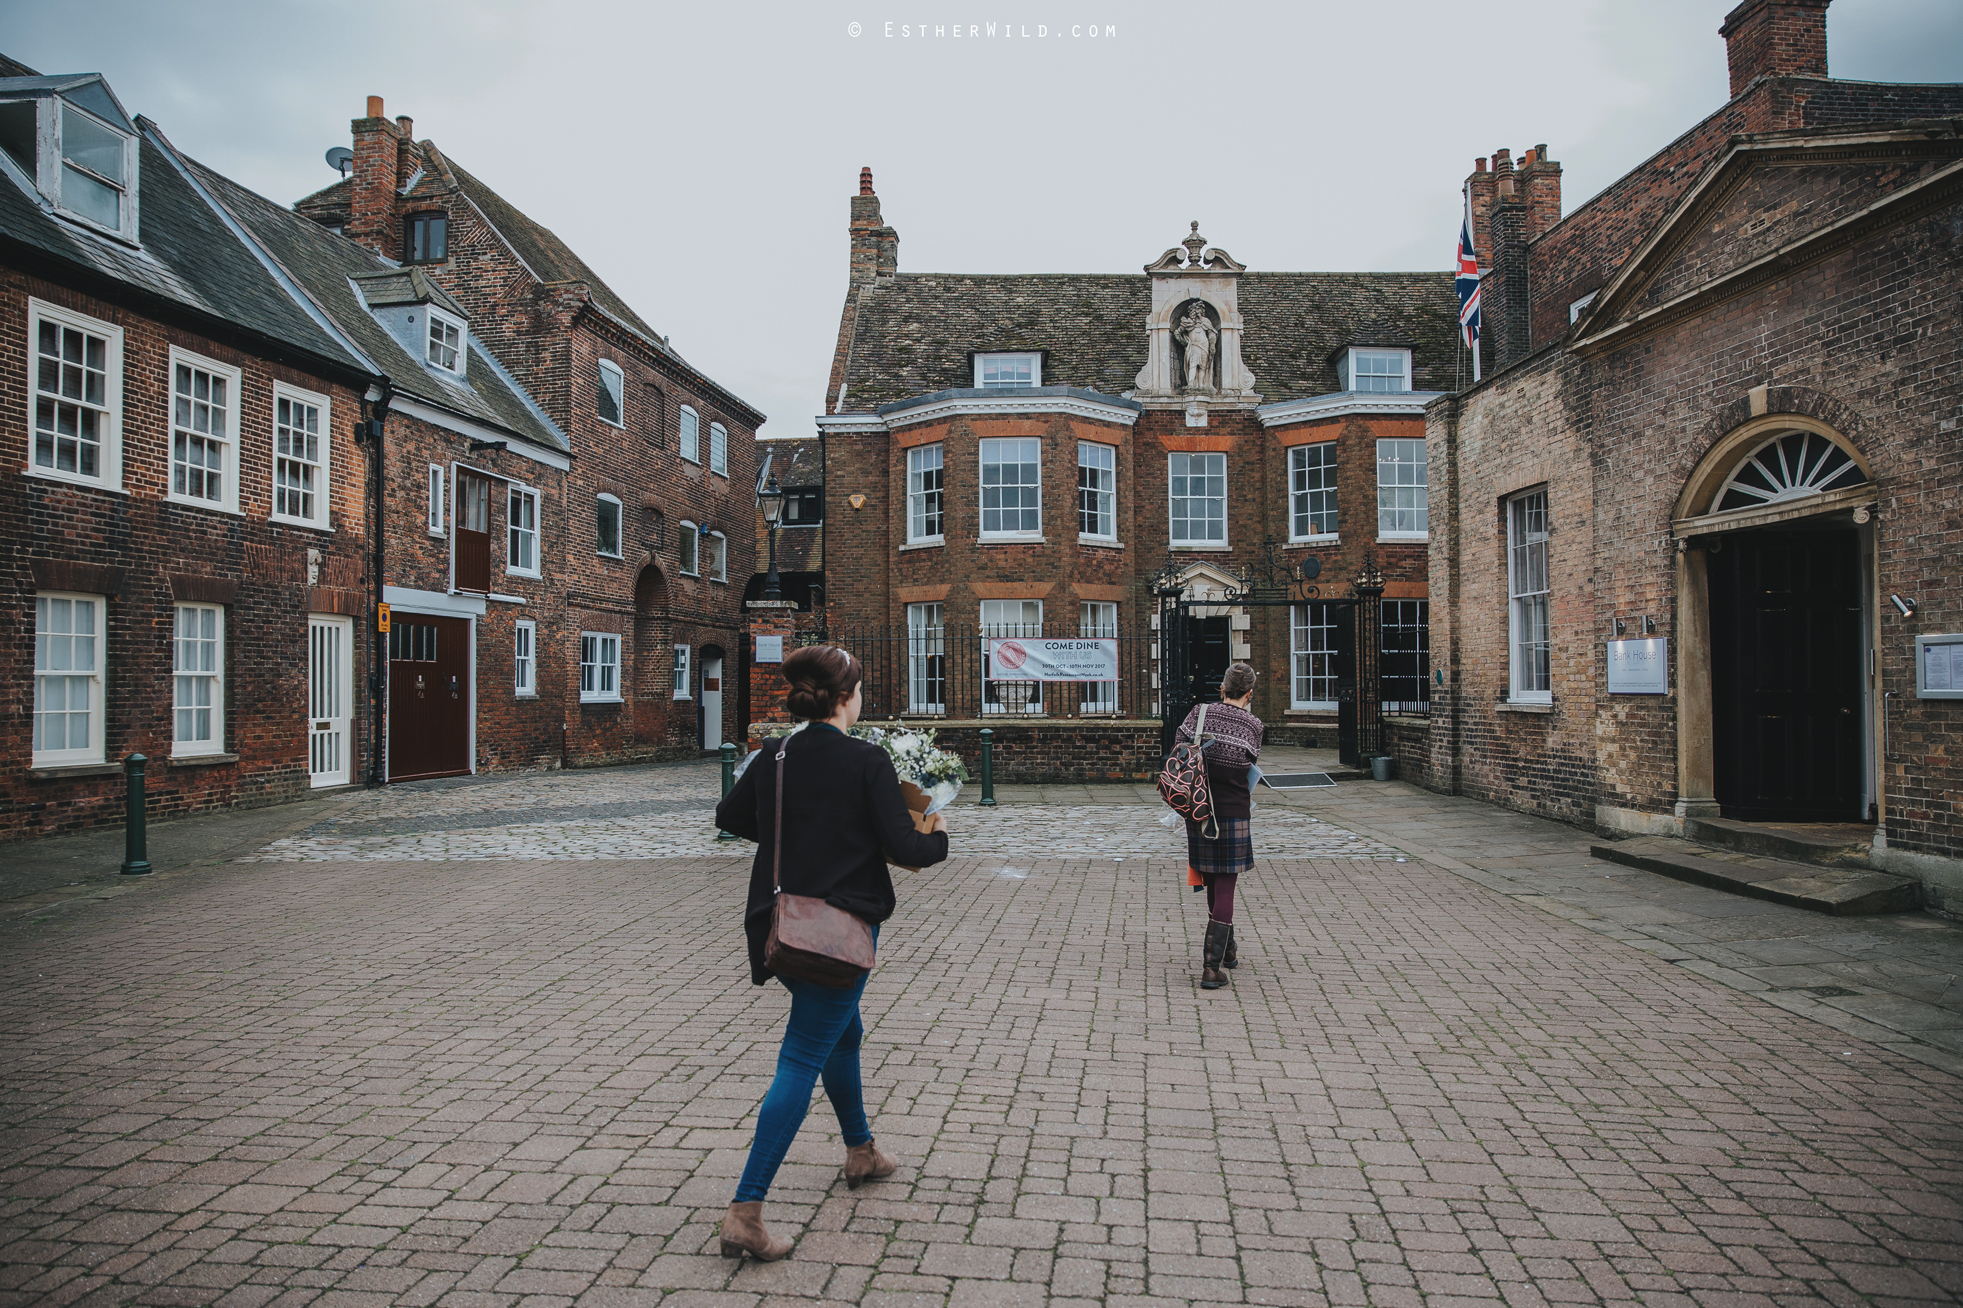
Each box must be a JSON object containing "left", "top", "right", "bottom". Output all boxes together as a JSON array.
[
  {"left": 1200, "top": 921, "right": 1229, "bottom": 990},
  {"left": 719, "top": 1201, "right": 793, "bottom": 1260},
  {"left": 844, "top": 1138, "right": 897, "bottom": 1189}
]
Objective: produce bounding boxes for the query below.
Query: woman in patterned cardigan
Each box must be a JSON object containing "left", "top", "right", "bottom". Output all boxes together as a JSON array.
[{"left": 1175, "top": 662, "right": 1264, "bottom": 990}]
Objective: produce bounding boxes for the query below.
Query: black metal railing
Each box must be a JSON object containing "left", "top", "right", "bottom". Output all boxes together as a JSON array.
[{"left": 797, "top": 621, "right": 1159, "bottom": 720}]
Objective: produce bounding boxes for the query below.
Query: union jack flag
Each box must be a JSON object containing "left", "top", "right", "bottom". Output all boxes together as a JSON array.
[{"left": 1456, "top": 186, "right": 1482, "bottom": 365}]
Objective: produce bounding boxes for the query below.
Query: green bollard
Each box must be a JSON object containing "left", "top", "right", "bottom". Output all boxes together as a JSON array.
[
  {"left": 119, "top": 753, "right": 153, "bottom": 875},
  {"left": 716, "top": 741, "right": 738, "bottom": 841},
  {"left": 979, "top": 729, "right": 997, "bottom": 807}
]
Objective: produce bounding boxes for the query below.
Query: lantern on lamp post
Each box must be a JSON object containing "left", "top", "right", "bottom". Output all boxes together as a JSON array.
[{"left": 758, "top": 475, "right": 786, "bottom": 601}]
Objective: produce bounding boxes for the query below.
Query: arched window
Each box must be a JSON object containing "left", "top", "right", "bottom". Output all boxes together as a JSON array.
[{"left": 1713, "top": 429, "right": 1868, "bottom": 514}]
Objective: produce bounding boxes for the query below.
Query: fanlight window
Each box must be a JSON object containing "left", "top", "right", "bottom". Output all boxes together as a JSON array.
[{"left": 1714, "top": 431, "right": 1866, "bottom": 514}]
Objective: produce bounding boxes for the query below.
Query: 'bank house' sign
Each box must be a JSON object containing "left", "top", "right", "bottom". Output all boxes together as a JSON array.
[{"left": 1606, "top": 638, "right": 1669, "bottom": 694}]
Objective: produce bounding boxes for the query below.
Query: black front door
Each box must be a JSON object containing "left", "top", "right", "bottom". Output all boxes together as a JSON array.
[
  {"left": 388, "top": 615, "right": 471, "bottom": 781},
  {"left": 1188, "top": 615, "right": 1230, "bottom": 704},
  {"left": 1709, "top": 529, "right": 1864, "bottom": 822}
]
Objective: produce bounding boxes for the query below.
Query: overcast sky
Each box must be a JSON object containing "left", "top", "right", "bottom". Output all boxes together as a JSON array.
[{"left": 8, "top": 0, "right": 1958, "bottom": 433}]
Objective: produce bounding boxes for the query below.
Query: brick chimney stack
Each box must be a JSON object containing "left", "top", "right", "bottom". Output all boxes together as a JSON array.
[
  {"left": 1720, "top": 0, "right": 1829, "bottom": 99},
  {"left": 848, "top": 167, "right": 899, "bottom": 284}
]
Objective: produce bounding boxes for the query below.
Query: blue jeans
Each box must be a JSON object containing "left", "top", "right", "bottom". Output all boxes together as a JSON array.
[{"left": 734, "top": 928, "right": 877, "bottom": 1203}]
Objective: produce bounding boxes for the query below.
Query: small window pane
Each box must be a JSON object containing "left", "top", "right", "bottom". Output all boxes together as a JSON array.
[
  {"left": 710, "top": 423, "right": 728, "bottom": 475},
  {"left": 597, "top": 362, "right": 624, "bottom": 425},
  {"left": 597, "top": 497, "right": 622, "bottom": 556}
]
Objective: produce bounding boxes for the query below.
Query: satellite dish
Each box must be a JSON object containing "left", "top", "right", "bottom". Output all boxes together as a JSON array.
[{"left": 325, "top": 147, "right": 354, "bottom": 177}]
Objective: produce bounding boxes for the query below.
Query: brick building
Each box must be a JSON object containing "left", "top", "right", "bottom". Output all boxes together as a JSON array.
[
  {"left": 1424, "top": 0, "right": 1963, "bottom": 905},
  {"left": 1, "top": 62, "right": 387, "bottom": 836},
  {"left": 777, "top": 169, "right": 1456, "bottom": 760},
  {"left": 298, "top": 99, "right": 764, "bottom": 759}
]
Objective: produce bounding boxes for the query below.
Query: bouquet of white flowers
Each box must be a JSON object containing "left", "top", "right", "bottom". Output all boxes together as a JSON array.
[{"left": 849, "top": 724, "right": 968, "bottom": 816}]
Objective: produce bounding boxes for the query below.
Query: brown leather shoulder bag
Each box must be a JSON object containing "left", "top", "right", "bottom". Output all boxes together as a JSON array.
[{"left": 762, "top": 736, "right": 877, "bottom": 987}]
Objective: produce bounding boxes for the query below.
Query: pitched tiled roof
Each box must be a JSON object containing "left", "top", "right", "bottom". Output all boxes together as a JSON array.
[
  {"left": 187, "top": 158, "right": 566, "bottom": 452},
  {"left": 833, "top": 271, "right": 1460, "bottom": 411}
]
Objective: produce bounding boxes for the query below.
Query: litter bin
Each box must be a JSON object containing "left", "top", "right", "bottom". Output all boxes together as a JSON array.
[{"left": 1369, "top": 755, "right": 1394, "bottom": 782}]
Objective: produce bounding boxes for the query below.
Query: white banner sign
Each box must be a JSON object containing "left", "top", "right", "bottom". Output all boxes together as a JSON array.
[
  {"left": 1606, "top": 637, "right": 1668, "bottom": 694},
  {"left": 986, "top": 637, "right": 1119, "bottom": 682}
]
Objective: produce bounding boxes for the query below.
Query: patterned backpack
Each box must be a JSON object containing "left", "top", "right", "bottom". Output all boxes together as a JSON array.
[{"left": 1157, "top": 703, "right": 1219, "bottom": 838}]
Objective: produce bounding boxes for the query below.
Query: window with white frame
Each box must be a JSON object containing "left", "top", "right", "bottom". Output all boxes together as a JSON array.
[
  {"left": 1078, "top": 442, "right": 1115, "bottom": 539},
  {"left": 427, "top": 464, "right": 445, "bottom": 534},
  {"left": 1288, "top": 443, "right": 1338, "bottom": 540},
  {"left": 679, "top": 405, "right": 700, "bottom": 463},
  {"left": 980, "top": 438, "right": 1041, "bottom": 536},
  {"left": 2, "top": 91, "right": 141, "bottom": 236},
  {"left": 272, "top": 384, "right": 329, "bottom": 527},
  {"left": 1340, "top": 347, "right": 1411, "bottom": 393},
  {"left": 1168, "top": 451, "right": 1226, "bottom": 545},
  {"left": 29, "top": 300, "right": 122, "bottom": 490},
  {"left": 508, "top": 485, "right": 539, "bottom": 575},
  {"left": 974, "top": 352, "right": 1041, "bottom": 389},
  {"left": 678, "top": 520, "right": 699, "bottom": 575},
  {"left": 709, "top": 422, "right": 728, "bottom": 476},
  {"left": 707, "top": 530, "right": 727, "bottom": 582},
  {"left": 170, "top": 349, "right": 240, "bottom": 513},
  {"left": 1376, "top": 439, "right": 1428, "bottom": 538},
  {"left": 673, "top": 644, "right": 692, "bottom": 699},
  {"left": 58, "top": 101, "right": 133, "bottom": 233},
  {"left": 597, "top": 359, "right": 625, "bottom": 427},
  {"left": 514, "top": 620, "right": 536, "bottom": 695},
  {"left": 1508, "top": 489, "right": 1552, "bottom": 703},
  {"left": 32, "top": 592, "right": 104, "bottom": 766},
  {"left": 907, "top": 444, "right": 944, "bottom": 542},
  {"left": 426, "top": 307, "right": 464, "bottom": 373},
  {"left": 596, "top": 494, "right": 622, "bottom": 558},
  {"left": 1290, "top": 603, "right": 1338, "bottom": 709},
  {"left": 172, "top": 603, "right": 224, "bottom": 756},
  {"left": 907, "top": 602, "right": 946, "bottom": 713},
  {"left": 580, "top": 632, "right": 621, "bottom": 702},
  {"left": 982, "top": 598, "right": 1043, "bottom": 715},
  {"left": 1080, "top": 600, "right": 1118, "bottom": 713}
]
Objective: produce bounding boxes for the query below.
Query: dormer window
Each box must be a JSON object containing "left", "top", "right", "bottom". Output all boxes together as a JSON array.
[
  {"left": 0, "top": 79, "right": 141, "bottom": 239},
  {"left": 426, "top": 307, "right": 464, "bottom": 373},
  {"left": 975, "top": 352, "right": 1041, "bottom": 389},
  {"left": 1338, "top": 348, "right": 1410, "bottom": 393},
  {"left": 405, "top": 212, "right": 447, "bottom": 263}
]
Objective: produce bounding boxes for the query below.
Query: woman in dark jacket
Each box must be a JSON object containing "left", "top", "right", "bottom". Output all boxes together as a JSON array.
[
  {"left": 712, "top": 645, "right": 948, "bottom": 1261},
  {"left": 1175, "top": 661, "right": 1263, "bottom": 990}
]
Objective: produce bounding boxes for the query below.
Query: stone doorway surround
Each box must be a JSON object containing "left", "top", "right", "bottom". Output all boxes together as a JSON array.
[{"left": 1669, "top": 406, "right": 1878, "bottom": 830}]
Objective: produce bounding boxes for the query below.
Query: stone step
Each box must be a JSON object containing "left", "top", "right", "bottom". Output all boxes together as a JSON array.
[
  {"left": 1590, "top": 837, "right": 1919, "bottom": 916},
  {"left": 1683, "top": 816, "right": 1873, "bottom": 869}
]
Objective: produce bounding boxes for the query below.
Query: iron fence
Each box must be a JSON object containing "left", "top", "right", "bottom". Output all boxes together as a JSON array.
[{"left": 798, "top": 621, "right": 1160, "bottom": 720}]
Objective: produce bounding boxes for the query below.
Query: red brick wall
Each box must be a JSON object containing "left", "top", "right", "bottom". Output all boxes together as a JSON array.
[{"left": 2, "top": 272, "right": 374, "bottom": 838}]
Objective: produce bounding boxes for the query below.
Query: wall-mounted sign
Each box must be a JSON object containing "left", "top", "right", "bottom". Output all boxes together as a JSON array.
[
  {"left": 1606, "top": 637, "right": 1668, "bottom": 694},
  {"left": 986, "top": 638, "right": 1119, "bottom": 682},
  {"left": 755, "top": 634, "right": 784, "bottom": 664},
  {"left": 376, "top": 601, "right": 391, "bottom": 633},
  {"left": 1917, "top": 633, "right": 1963, "bottom": 699}
]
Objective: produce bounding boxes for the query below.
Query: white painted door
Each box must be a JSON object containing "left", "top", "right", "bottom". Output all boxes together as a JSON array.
[
  {"left": 309, "top": 615, "right": 353, "bottom": 787},
  {"left": 701, "top": 654, "right": 723, "bottom": 752}
]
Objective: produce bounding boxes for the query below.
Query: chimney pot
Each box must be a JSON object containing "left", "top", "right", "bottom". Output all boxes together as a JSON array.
[
  {"left": 366, "top": 95, "right": 384, "bottom": 119},
  {"left": 1476, "top": 157, "right": 1488, "bottom": 172},
  {"left": 859, "top": 166, "right": 874, "bottom": 196},
  {"left": 1522, "top": 149, "right": 1536, "bottom": 167},
  {"left": 396, "top": 115, "right": 413, "bottom": 140}
]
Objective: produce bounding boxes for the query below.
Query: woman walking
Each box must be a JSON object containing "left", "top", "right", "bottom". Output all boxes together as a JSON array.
[
  {"left": 713, "top": 645, "right": 949, "bottom": 1260},
  {"left": 1176, "top": 662, "right": 1264, "bottom": 990}
]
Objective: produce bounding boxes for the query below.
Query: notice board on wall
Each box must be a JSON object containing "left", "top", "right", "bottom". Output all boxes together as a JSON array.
[
  {"left": 1606, "top": 638, "right": 1669, "bottom": 694},
  {"left": 1918, "top": 634, "right": 1963, "bottom": 699}
]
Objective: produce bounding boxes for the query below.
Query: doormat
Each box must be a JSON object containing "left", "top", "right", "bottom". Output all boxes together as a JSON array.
[{"left": 1260, "top": 773, "right": 1337, "bottom": 789}]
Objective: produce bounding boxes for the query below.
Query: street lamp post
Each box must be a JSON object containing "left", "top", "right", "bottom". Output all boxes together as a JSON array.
[{"left": 758, "top": 475, "right": 786, "bottom": 602}]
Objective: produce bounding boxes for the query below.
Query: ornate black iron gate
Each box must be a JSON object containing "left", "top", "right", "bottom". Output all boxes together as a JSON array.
[{"left": 1153, "top": 541, "right": 1387, "bottom": 767}]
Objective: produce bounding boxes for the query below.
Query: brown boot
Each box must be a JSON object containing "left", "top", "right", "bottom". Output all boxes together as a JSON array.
[
  {"left": 844, "top": 1138, "right": 898, "bottom": 1189},
  {"left": 1221, "top": 925, "right": 1238, "bottom": 970},
  {"left": 719, "top": 1201, "right": 793, "bottom": 1260},
  {"left": 1200, "top": 921, "right": 1229, "bottom": 990}
]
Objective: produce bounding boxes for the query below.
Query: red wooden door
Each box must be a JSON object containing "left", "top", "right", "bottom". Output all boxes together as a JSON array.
[{"left": 388, "top": 615, "right": 471, "bottom": 780}]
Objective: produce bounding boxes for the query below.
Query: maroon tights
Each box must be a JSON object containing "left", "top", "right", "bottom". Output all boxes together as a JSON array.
[{"left": 1203, "top": 873, "right": 1237, "bottom": 925}]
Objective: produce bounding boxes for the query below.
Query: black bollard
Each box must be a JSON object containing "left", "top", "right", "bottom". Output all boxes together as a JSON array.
[
  {"left": 979, "top": 729, "right": 997, "bottom": 807},
  {"left": 120, "top": 753, "right": 153, "bottom": 875},
  {"left": 716, "top": 741, "right": 738, "bottom": 841}
]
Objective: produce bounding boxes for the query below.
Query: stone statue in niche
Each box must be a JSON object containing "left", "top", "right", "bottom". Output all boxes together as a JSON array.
[{"left": 1173, "top": 301, "right": 1218, "bottom": 392}]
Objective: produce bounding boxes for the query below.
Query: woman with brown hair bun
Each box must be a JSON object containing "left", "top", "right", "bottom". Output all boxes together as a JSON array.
[
  {"left": 1175, "top": 661, "right": 1263, "bottom": 990},
  {"left": 712, "top": 644, "right": 949, "bottom": 1260}
]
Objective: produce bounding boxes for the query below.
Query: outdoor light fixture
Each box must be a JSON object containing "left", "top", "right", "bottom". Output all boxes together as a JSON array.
[
  {"left": 758, "top": 475, "right": 786, "bottom": 602},
  {"left": 1892, "top": 594, "right": 1919, "bottom": 618},
  {"left": 1613, "top": 617, "right": 1626, "bottom": 636}
]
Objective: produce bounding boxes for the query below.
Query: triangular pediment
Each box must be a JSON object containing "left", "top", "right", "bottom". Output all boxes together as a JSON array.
[{"left": 1572, "top": 125, "right": 1963, "bottom": 354}]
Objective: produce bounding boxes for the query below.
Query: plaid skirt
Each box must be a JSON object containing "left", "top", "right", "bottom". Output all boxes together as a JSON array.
[{"left": 1186, "top": 816, "right": 1253, "bottom": 877}]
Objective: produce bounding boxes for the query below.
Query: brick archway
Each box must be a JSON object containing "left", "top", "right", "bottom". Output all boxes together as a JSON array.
[{"left": 633, "top": 564, "right": 670, "bottom": 744}]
